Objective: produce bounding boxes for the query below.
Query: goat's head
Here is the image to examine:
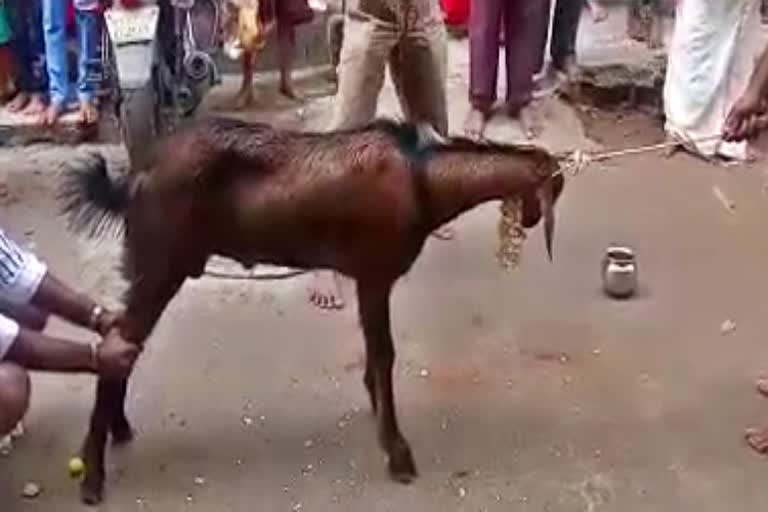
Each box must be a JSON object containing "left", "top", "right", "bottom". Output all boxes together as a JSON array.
[{"left": 518, "top": 151, "right": 565, "bottom": 260}]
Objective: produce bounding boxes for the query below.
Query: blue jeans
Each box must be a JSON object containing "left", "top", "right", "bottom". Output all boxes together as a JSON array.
[
  {"left": 7, "top": 0, "right": 47, "bottom": 94},
  {"left": 42, "top": 1, "right": 101, "bottom": 105}
]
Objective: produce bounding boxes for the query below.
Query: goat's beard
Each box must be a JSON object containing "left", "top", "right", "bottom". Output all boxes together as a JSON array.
[{"left": 497, "top": 197, "right": 526, "bottom": 270}]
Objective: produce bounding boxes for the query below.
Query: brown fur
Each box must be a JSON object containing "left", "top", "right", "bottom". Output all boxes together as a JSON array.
[{"left": 60, "top": 118, "right": 564, "bottom": 504}]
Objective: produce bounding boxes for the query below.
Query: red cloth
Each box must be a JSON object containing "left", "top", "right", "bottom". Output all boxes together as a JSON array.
[
  {"left": 439, "top": 0, "right": 469, "bottom": 26},
  {"left": 67, "top": 0, "right": 74, "bottom": 28}
]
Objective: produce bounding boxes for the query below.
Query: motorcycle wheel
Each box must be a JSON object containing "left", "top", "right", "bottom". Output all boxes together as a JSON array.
[{"left": 119, "top": 83, "right": 158, "bottom": 173}]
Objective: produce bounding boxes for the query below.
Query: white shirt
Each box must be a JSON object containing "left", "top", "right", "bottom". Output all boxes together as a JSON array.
[{"left": 0, "top": 230, "right": 47, "bottom": 359}]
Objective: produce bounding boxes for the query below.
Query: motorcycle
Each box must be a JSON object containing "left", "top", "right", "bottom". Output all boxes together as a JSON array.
[{"left": 102, "top": 0, "right": 222, "bottom": 171}]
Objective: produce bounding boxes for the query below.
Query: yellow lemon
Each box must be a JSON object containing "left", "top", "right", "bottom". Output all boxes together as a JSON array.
[{"left": 68, "top": 457, "right": 85, "bottom": 479}]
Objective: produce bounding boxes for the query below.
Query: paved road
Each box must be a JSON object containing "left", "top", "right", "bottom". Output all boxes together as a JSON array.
[{"left": 4, "top": 7, "right": 768, "bottom": 511}]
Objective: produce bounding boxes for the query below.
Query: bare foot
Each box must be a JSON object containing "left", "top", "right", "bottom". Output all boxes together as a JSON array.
[
  {"left": 323, "top": 67, "right": 339, "bottom": 84},
  {"left": 648, "top": 19, "right": 664, "bottom": 49},
  {"left": 279, "top": 81, "right": 300, "bottom": 101},
  {"left": 77, "top": 100, "right": 99, "bottom": 126},
  {"left": 22, "top": 94, "right": 46, "bottom": 117},
  {"left": 464, "top": 107, "right": 488, "bottom": 140},
  {"left": 513, "top": 103, "right": 543, "bottom": 140},
  {"left": 559, "top": 55, "right": 579, "bottom": 83},
  {"left": 746, "top": 426, "right": 768, "bottom": 454},
  {"left": 533, "top": 65, "right": 559, "bottom": 100},
  {"left": 38, "top": 102, "right": 65, "bottom": 126},
  {"left": 627, "top": 14, "right": 648, "bottom": 42},
  {"left": 308, "top": 271, "right": 345, "bottom": 310},
  {"left": 587, "top": 1, "right": 608, "bottom": 22},
  {"left": 233, "top": 88, "right": 255, "bottom": 109},
  {"left": 756, "top": 377, "right": 768, "bottom": 398},
  {"left": 6, "top": 92, "right": 29, "bottom": 113}
]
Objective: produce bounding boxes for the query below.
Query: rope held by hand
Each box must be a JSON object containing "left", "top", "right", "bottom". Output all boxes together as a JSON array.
[{"left": 555, "top": 134, "right": 724, "bottom": 177}]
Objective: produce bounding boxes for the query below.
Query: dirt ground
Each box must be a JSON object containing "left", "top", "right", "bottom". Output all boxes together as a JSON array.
[{"left": 5, "top": 6, "right": 768, "bottom": 512}]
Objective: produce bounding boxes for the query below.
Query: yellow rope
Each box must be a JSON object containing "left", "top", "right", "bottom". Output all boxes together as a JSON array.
[{"left": 556, "top": 134, "right": 724, "bottom": 177}]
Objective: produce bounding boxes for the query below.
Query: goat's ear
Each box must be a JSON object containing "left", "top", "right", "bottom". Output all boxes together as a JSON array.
[{"left": 538, "top": 180, "right": 556, "bottom": 261}]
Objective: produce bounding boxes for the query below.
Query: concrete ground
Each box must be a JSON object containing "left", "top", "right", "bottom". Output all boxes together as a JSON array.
[{"left": 4, "top": 5, "right": 768, "bottom": 512}]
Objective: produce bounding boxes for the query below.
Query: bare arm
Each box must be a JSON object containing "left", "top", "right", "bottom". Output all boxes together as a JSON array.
[
  {"left": 3, "top": 326, "right": 141, "bottom": 378},
  {"left": 5, "top": 328, "right": 95, "bottom": 373},
  {"left": 723, "top": 45, "right": 768, "bottom": 141},
  {"left": 0, "top": 229, "right": 118, "bottom": 334},
  {"left": 30, "top": 273, "right": 117, "bottom": 335},
  {"left": 749, "top": 45, "right": 768, "bottom": 100}
]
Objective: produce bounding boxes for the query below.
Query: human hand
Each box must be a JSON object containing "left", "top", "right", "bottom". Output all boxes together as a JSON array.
[
  {"left": 94, "top": 309, "right": 122, "bottom": 337},
  {"left": 724, "top": 90, "right": 767, "bottom": 141},
  {"left": 95, "top": 330, "right": 141, "bottom": 378}
]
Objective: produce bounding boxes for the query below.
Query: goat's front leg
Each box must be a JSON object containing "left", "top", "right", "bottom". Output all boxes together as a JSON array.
[
  {"left": 80, "top": 377, "right": 124, "bottom": 505},
  {"left": 110, "top": 378, "right": 133, "bottom": 444},
  {"left": 80, "top": 271, "right": 186, "bottom": 505},
  {"left": 357, "top": 280, "right": 417, "bottom": 483}
]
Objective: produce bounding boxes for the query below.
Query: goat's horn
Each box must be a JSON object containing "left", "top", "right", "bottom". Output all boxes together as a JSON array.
[{"left": 539, "top": 182, "right": 555, "bottom": 261}]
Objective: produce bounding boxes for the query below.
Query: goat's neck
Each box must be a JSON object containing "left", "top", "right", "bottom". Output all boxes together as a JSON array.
[{"left": 423, "top": 151, "right": 542, "bottom": 230}]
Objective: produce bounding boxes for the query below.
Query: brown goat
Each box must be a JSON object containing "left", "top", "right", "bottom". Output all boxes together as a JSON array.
[{"left": 59, "top": 118, "right": 564, "bottom": 504}]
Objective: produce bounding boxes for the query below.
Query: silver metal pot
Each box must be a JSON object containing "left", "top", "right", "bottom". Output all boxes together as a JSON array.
[{"left": 601, "top": 246, "right": 638, "bottom": 299}]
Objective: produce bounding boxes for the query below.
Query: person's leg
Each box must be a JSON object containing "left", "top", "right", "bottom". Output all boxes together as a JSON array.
[
  {"left": 7, "top": 0, "right": 46, "bottom": 113},
  {"left": 391, "top": 10, "right": 454, "bottom": 240},
  {"left": 505, "top": 0, "right": 549, "bottom": 138},
  {"left": 235, "top": 49, "right": 256, "bottom": 108},
  {"left": 746, "top": 377, "right": 768, "bottom": 453},
  {"left": 391, "top": 19, "right": 448, "bottom": 135},
  {"left": 464, "top": 0, "right": 503, "bottom": 138},
  {"left": 0, "top": 363, "right": 30, "bottom": 437},
  {"left": 549, "top": 0, "right": 581, "bottom": 82},
  {"left": 627, "top": 0, "right": 648, "bottom": 41},
  {"left": 277, "top": 20, "right": 299, "bottom": 99},
  {"left": 536, "top": 0, "right": 572, "bottom": 97},
  {"left": 528, "top": 0, "right": 552, "bottom": 79},
  {"left": 327, "top": 13, "right": 345, "bottom": 82},
  {"left": 40, "top": 0, "right": 69, "bottom": 125},
  {"left": 311, "top": 10, "right": 394, "bottom": 310},
  {"left": 647, "top": 0, "right": 664, "bottom": 49},
  {"left": 586, "top": 0, "right": 607, "bottom": 22},
  {"left": 0, "top": 45, "right": 13, "bottom": 101},
  {"left": 330, "top": 11, "right": 393, "bottom": 130},
  {"left": 6, "top": 1, "right": 32, "bottom": 111},
  {"left": 75, "top": 8, "right": 101, "bottom": 125},
  {"left": 24, "top": 0, "right": 48, "bottom": 115}
]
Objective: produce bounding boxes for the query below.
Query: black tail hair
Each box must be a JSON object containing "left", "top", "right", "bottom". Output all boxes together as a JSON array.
[{"left": 58, "top": 153, "right": 133, "bottom": 238}]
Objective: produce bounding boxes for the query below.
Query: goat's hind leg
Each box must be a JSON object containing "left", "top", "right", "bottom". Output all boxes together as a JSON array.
[{"left": 357, "top": 280, "right": 417, "bottom": 483}]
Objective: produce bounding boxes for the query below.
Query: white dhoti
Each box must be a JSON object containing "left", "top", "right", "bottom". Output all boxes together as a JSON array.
[{"left": 664, "top": 0, "right": 760, "bottom": 160}]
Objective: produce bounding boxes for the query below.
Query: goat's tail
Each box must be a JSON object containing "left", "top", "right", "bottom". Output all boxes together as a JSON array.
[{"left": 58, "top": 153, "right": 135, "bottom": 238}]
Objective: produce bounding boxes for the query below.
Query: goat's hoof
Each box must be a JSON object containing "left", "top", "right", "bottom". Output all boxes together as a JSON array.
[
  {"left": 111, "top": 420, "right": 134, "bottom": 445},
  {"left": 388, "top": 443, "right": 418, "bottom": 484},
  {"left": 80, "top": 477, "right": 104, "bottom": 506}
]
